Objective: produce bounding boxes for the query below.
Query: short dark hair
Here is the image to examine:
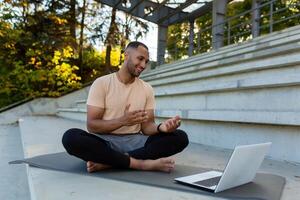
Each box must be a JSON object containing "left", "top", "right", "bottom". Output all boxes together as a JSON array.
[{"left": 125, "top": 41, "right": 148, "bottom": 51}]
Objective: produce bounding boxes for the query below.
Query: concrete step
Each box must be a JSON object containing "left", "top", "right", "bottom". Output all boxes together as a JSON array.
[
  {"left": 75, "top": 100, "right": 86, "bottom": 109},
  {"left": 18, "top": 116, "right": 228, "bottom": 200},
  {"left": 56, "top": 108, "right": 86, "bottom": 122},
  {"left": 0, "top": 123, "right": 30, "bottom": 200}
]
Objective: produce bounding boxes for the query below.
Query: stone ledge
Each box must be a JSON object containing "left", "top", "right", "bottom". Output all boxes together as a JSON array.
[
  {"left": 55, "top": 107, "right": 300, "bottom": 126},
  {"left": 155, "top": 109, "right": 300, "bottom": 126},
  {"left": 155, "top": 73, "right": 300, "bottom": 96},
  {"left": 57, "top": 108, "right": 86, "bottom": 113}
]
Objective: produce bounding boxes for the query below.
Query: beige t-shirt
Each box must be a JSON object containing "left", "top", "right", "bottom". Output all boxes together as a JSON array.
[{"left": 87, "top": 73, "right": 155, "bottom": 134}]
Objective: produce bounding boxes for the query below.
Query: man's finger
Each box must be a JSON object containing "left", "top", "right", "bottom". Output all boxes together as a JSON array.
[
  {"left": 133, "top": 110, "right": 147, "bottom": 118},
  {"left": 170, "top": 119, "right": 176, "bottom": 127},
  {"left": 175, "top": 115, "right": 180, "bottom": 120},
  {"left": 166, "top": 121, "right": 171, "bottom": 129},
  {"left": 125, "top": 104, "right": 131, "bottom": 112},
  {"left": 141, "top": 118, "right": 149, "bottom": 123},
  {"left": 132, "top": 109, "right": 144, "bottom": 115}
]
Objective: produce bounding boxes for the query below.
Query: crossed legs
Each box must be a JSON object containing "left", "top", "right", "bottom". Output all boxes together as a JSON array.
[{"left": 62, "top": 128, "right": 189, "bottom": 172}]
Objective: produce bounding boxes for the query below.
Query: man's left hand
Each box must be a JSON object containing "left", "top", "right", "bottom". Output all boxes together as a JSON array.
[{"left": 159, "top": 115, "right": 181, "bottom": 133}]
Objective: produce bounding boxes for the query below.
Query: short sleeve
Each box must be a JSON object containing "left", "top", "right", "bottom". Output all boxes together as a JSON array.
[
  {"left": 86, "top": 78, "right": 106, "bottom": 108},
  {"left": 145, "top": 84, "right": 156, "bottom": 110}
]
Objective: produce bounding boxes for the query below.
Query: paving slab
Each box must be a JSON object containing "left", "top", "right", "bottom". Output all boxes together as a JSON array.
[{"left": 0, "top": 123, "right": 30, "bottom": 200}]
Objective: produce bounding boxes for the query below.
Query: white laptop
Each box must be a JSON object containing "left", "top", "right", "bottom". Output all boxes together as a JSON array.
[{"left": 175, "top": 142, "right": 271, "bottom": 193}]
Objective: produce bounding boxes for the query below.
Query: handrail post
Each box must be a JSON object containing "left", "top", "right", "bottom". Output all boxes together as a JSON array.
[
  {"left": 227, "top": 21, "right": 231, "bottom": 45},
  {"left": 270, "top": 0, "right": 273, "bottom": 33},
  {"left": 188, "top": 19, "right": 195, "bottom": 56},
  {"left": 212, "top": 0, "right": 228, "bottom": 49},
  {"left": 197, "top": 31, "right": 201, "bottom": 53},
  {"left": 252, "top": 0, "right": 260, "bottom": 38}
]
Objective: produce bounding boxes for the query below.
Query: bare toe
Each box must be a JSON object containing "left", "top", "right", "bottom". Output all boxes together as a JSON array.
[{"left": 86, "top": 161, "right": 111, "bottom": 173}]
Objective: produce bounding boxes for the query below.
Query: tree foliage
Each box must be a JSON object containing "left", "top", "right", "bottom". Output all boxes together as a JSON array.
[{"left": 0, "top": 0, "right": 148, "bottom": 109}]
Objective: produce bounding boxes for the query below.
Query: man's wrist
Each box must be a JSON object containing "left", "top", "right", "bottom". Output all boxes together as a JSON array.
[
  {"left": 118, "top": 116, "right": 127, "bottom": 126},
  {"left": 157, "top": 123, "right": 164, "bottom": 134}
]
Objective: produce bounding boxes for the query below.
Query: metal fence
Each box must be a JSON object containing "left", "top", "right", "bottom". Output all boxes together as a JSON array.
[{"left": 166, "top": 0, "right": 300, "bottom": 63}]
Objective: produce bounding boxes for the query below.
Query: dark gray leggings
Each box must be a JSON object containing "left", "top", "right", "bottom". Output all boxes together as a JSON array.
[{"left": 62, "top": 128, "right": 189, "bottom": 168}]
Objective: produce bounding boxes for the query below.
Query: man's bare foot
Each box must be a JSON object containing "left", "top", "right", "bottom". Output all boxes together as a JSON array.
[
  {"left": 131, "top": 157, "right": 175, "bottom": 173},
  {"left": 87, "top": 161, "right": 111, "bottom": 173}
]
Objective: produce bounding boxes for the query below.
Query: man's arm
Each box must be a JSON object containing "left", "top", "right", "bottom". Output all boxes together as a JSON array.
[
  {"left": 87, "top": 105, "right": 123, "bottom": 133},
  {"left": 141, "top": 109, "right": 181, "bottom": 135},
  {"left": 87, "top": 104, "right": 148, "bottom": 134},
  {"left": 141, "top": 109, "right": 158, "bottom": 135},
  {"left": 142, "top": 110, "right": 180, "bottom": 135}
]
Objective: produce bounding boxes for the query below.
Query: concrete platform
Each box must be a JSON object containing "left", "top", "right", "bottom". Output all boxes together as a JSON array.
[
  {"left": 15, "top": 116, "right": 300, "bottom": 200},
  {"left": 0, "top": 124, "right": 30, "bottom": 200}
]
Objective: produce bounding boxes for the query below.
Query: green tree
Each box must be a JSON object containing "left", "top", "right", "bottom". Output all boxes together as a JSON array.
[{"left": 0, "top": 0, "right": 84, "bottom": 108}]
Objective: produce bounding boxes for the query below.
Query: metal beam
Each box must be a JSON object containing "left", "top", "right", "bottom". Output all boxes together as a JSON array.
[
  {"left": 113, "top": 0, "right": 122, "bottom": 8},
  {"left": 158, "top": 0, "right": 198, "bottom": 24},
  {"left": 95, "top": 0, "right": 188, "bottom": 25},
  {"left": 143, "top": 0, "right": 168, "bottom": 18},
  {"left": 171, "top": 1, "right": 213, "bottom": 24},
  {"left": 128, "top": 0, "right": 144, "bottom": 14}
]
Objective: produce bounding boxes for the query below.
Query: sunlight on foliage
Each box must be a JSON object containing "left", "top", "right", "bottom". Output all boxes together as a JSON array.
[
  {"left": 99, "top": 47, "right": 123, "bottom": 67},
  {"left": 49, "top": 15, "right": 68, "bottom": 25},
  {"left": 51, "top": 46, "right": 81, "bottom": 92}
]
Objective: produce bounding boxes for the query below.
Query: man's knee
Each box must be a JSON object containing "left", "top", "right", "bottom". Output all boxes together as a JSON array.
[
  {"left": 174, "top": 129, "right": 189, "bottom": 150},
  {"left": 62, "top": 128, "right": 84, "bottom": 154}
]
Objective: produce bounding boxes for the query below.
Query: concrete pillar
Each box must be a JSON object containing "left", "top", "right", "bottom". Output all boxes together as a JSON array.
[
  {"left": 157, "top": 25, "right": 168, "bottom": 65},
  {"left": 188, "top": 20, "right": 195, "bottom": 57},
  {"left": 212, "top": 0, "right": 227, "bottom": 49},
  {"left": 252, "top": 0, "right": 260, "bottom": 38}
]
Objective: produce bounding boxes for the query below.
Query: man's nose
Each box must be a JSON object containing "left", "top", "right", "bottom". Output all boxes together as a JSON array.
[{"left": 140, "top": 61, "right": 147, "bottom": 69}]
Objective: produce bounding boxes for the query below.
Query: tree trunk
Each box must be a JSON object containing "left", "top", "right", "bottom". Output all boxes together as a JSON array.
[
  {"left": 119, "top": 13, "right": 130, "bottom": 66},
  {"left": 105, "top": 44, "right": 112, "bottom": 73},
  {"left": 70, "top": 0, "right": 76, "bottom": 42},
  {"left": 78, "top": 0, "right": 86, "bottom": 75},
  {"left": 105, "top": 7, "right": 117, "bottom": 71},
  {"left": 22, "top": 0, "right": 29, "bottom": 27}
]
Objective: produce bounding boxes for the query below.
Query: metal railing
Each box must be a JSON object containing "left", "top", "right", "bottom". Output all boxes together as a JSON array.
[{"left": 166, "top": 0, "right": 300, "bottom": 63}]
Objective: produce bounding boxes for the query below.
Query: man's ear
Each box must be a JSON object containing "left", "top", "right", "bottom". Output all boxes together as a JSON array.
[
  {"left": 124, "top": 51, "right": 129, "bottom": 60},
  {"left": 124, "top": 48, "right": 132, "bottom": 60}
]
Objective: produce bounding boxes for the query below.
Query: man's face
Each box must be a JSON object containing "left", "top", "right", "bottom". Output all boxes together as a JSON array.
[{"left": 125, "top": 46, "right": 149, "bottom": 77}]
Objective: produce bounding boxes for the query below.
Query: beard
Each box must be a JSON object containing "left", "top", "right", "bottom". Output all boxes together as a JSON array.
[{"left": 127, "top": 58, "right": 141, "bottom": 77}]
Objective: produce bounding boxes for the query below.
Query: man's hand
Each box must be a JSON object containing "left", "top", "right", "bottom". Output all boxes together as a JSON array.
[
  {"left": 121, "top": 104, "right": 149, "bottom": 126},
  {"left": 159, "top": 115, "right": 181, "bottom": 133}
]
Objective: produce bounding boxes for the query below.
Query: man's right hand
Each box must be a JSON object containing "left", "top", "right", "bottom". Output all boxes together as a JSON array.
[{"left": 121, "top": 104, "right": 149, "bottom": 126}]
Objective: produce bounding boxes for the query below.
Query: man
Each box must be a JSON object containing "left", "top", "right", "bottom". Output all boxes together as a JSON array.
[{"left": 62, "top": 41, "right": 189, "bottom": 173}]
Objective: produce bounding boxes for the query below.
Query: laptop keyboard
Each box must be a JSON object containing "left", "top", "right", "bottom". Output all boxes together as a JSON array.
[{"left": 193, "top": 176, "right": 222, "bottom": 187}]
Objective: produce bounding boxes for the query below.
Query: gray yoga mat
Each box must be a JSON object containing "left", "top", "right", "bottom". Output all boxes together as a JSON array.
[{"left": 10, "top": 152, "right": 285, "bottom": 200}]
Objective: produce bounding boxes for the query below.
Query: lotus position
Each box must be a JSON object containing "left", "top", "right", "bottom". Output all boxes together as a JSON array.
[{"left": 62, "top": 41, "right": 189, "bottom": 173}]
